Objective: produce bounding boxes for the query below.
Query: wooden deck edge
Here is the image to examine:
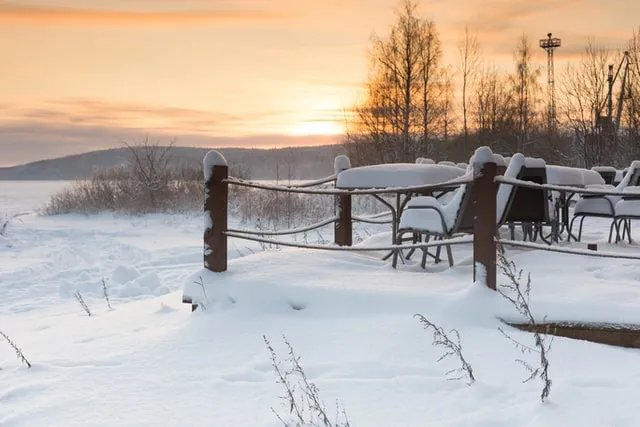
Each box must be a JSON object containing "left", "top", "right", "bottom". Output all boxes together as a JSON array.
[{"left": 504, "top": 320, "right": 640, "bottom": 349}]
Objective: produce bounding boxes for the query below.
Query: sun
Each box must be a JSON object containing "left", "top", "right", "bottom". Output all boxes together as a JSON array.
[{"left": 290, "top": 119, "right": 343, "bottom": 136}]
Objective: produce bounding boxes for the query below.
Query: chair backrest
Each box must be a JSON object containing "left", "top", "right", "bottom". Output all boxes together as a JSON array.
[
  {"left": 496, "top": 153, "right": 526, "bottom": 226},
  {"left": 504, "top": 161, "right": 551, "bottom": 224}
]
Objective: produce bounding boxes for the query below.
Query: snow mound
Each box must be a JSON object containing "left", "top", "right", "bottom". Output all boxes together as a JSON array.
[
  {"left": 203, "top": 150, "right": 228, "bottom": 181},
  {"left": 114, "top": 272, "right": 170, "bottom": 298},
  {"left": 111, "top": 265, "right": 141, "bottom": 285}
]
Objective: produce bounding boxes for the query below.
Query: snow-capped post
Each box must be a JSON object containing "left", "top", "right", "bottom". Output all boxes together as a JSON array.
[
  {"left": 472, "top": 146, "right": 497, "bottom": 290},
  {"left": 203, "top": 150, "right": 228, "bottom": 272},
  {"left": 334, "top": 155, "right": 352, "bottom": 247}
]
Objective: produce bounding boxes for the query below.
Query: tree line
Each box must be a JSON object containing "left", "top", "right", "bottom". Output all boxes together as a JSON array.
[{"left": 345, "top": 0, "right": 640, "bottom": 168}]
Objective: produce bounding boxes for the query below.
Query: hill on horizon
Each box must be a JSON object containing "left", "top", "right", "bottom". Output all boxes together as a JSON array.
[{"left": 0, "top": 144, "right": 346, "bottom": 181}]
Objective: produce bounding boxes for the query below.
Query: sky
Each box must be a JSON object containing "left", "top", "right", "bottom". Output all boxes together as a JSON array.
[{"left": 1, "top": 0, "right": 639, "bottom": 165}]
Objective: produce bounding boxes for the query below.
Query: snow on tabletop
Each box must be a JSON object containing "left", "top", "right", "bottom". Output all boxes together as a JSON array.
[
  {"left": 581, "top": 169, "right": 606, "bottom": 186},
  {"left": 591, "top": 166, "right": 617, "bottom": 172},
  {"left": 438, "top": 160, "right": 456, "bottom": 167},
  {"left": 524, "top": 156, "right": 546, "bottom": 168},
  {"left": 416, "top": 157, "right": 435, "bottom": 164},
  {"left": 335, "top": 163, "right": 466, "bottom": 189},
  {"left": 456, "top": 162, "right": 468, "bottom": 169},
  {"left": 203, "top": 150, "right": 228, "bottom": 181},
  {"left": 546, "top": 165, "right": 585, "bottom": 186},
  {"left": 334, "top": 155, "right": 351, "bottom": 174}
]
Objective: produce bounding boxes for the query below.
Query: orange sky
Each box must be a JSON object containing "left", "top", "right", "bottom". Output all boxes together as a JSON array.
[{"left": 1, "top": 0, "right": 639, "bottom": 165}]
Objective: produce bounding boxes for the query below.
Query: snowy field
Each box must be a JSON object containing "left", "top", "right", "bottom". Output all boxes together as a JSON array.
[{"left": 2, "top": 181, "right": 640, "bottom": 426}]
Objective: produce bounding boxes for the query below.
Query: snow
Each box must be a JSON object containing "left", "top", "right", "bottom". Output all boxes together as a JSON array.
[
  {"left": 614, "top": 198, "right": 640, "bottom": 217},
  {"left": 203, "top": 150, "right": 228, "bottom": 182},
  {"left": 524, "top": 157, "right": 546, "bottom": 168},
  {"left": 591, "top": 166, "right": 617, "bottom": 173},
  {"left": 581, "top": 169, "right": 606, "bottom": 186},
  {"left": 335, "top": 163, "right": 466, "bottom": 189},
  {"left": 334, "top": 155, "right": 351, "bottom": 175},
  {"left": 471, "top": 146, "right": 494, "bottom": 165},
  {"left": 623, "top": 186, "right": 640, "bottom": 194},
  {"left": 546, "top": 165, "right": 586, "bottom": 187},
  {"left": 456, "top": 162, "right": 468, "bottom": 169},
  {"left": 438, "top": 160, "right": 456, "bottom": 167},
  {"left": 416, "top": 157, "right": 435, "bottom": 165},
  {"left": 493, "top": 154, "right": 506, "bottom": 166},
  {"left": 497, "top": 153, "right": 525, "bottom": 222},
  {"left": 4, "top": 181, "right": 640, "bottom": 427}
]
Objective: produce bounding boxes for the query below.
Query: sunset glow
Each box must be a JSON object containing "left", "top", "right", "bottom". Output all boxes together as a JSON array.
[{"left": 1, "top": 0, "right": 639, "bottom": 165}]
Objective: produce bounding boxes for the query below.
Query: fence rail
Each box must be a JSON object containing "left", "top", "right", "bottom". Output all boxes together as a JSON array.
[{"left": 201, "top": 148, "right": 638, "bottom": 295}]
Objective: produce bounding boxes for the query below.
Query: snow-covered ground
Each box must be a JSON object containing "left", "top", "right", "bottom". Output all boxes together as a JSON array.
[{"left": 2, "top": 181, "right": 640, "bottom": 426}]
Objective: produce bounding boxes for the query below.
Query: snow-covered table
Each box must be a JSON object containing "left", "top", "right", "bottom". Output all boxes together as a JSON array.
[
  {"left": 335, "top": 163, "right": 467, "bottom": 252},
  {"left": 545, "top": 165, "right": 605, "bottom": 241}
]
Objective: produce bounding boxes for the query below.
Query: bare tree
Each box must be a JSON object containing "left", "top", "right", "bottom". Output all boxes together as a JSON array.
[
  {"left": 474, "top": 65, "right": 517, "bottom": 151},
  {"left": 345, "top": 0, "right": 448, "bottom": 164},
  {"left": 559, "top": 41, "right": 618, "bottom": 167},
  {"left": 512, "top": 34, "right": 542, "bottom": 154},
  {"left": 458, "top": 25, "right": 481, "bottom": 153}
]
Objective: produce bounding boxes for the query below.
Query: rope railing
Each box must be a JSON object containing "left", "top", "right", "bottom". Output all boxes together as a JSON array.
[
  {"left": 225, "top": 176, "right": 472, "bottom": 196},
  {"left": 352, "top": 215, "right": 393, "bottom": 225},
  {"left": 227, "top": 216, "right": 338, "bottom": 236},
  {"left": 285, "top": 174, "right": 337, "bottom": 188},
  {"left": 495, "top": 175, "right": 638, "bottom": 197},
  {"left": 224, "top": 232, "right": 474, "bottom": 252},
  {"left": 498, "top": 239, "right": 640, "bottom": 261}
]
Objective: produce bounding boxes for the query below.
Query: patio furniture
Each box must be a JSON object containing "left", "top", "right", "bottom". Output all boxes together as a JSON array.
[
  {"left": 612, "top": 186, "right": 640, "bottom": 243},
  {"left": 591, "top": 166, "right": 617, "bottom": 185},
  {"left": 394, "top": 153, "right": 526, "bottom": 268},
  {"left": 504, "top": 157, "right": 554, "bottom": 243},
  {"left": 569, "top": 161, "right": 640, "bottom": 243}
]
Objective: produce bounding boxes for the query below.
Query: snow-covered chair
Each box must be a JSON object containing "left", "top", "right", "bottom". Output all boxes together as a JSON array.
[
  {"left": 612, "top": 186, "right": 640, "bottom": 243},
  {"left": 393, "top": 153, "right": 526, "bottom": 268},
  {"left": 503, "top": 157, "right": 554, "bottom": 243},
  {"left": 569, "top": 161, "right": 640, "bottom": 243}
]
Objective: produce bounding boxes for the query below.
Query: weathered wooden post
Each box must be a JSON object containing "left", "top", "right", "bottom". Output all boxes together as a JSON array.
[
  {"left": 334, "top": 155, "right": 352, "bottom": 247},
  {"left": 204, "top": 150, "right": 228, "bottom": 272},
  {"left": 472, "top": 147, "right": 497, "bottom": 290}
]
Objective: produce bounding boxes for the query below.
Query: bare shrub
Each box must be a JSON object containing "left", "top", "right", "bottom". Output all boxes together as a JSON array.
[
  {"left": 0, "top": 330, "right": 31, "bottom": 368},
  {"left": 264, "top": 335, "right": 350, "bottom": 427},
  {"left": 101, "top": 278, "right": 112, "bottom": 311},
  {"left": 1, "top": 212, "right": 27, "bottom": 237},
  {"left": 74, "top": 291, "right": 92, "bottom": 317},
  {"left": 415, "top": 314, "right": 476, "bottom": 385},
  {"left": 497, "top": 251, "right": 552, "bottom": 402}
]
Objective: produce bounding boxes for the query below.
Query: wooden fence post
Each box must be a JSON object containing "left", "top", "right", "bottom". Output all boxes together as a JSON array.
[
  {"left": 473, "top": 152, "right": 497, "bottom": 290},
  {"left": 334, "top": 155, "right": 352, "bottom": 247},
  {"left": 204, "top": 150, "right": 228, "bottom": 272}
]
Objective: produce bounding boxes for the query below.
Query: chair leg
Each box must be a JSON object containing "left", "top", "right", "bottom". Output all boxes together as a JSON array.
[
  {"left": 421, "top": 245, "right": 428, "bottom": 269},
  {"left": 445, "top": 244, "right": 454, "bottom": 267},
  {"left": 608, "top": 219, "right": 618, "bottom": 244},
  {"left": 568, "top": 216, "right": 578, "bottom": 242},
  {"left": 578, "top": 216, "right": 586, "bottom": 242},
  {"left": 626, "top": 219, "right": 632, "bottom": 244}
]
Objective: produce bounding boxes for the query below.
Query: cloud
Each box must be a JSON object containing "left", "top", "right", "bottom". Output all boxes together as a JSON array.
[
  {"left": 0, "top": 3, "right": 290, "bottom": 27},
  {"left": 1, "top": 98, "right": 244, "bottom": 134}
]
